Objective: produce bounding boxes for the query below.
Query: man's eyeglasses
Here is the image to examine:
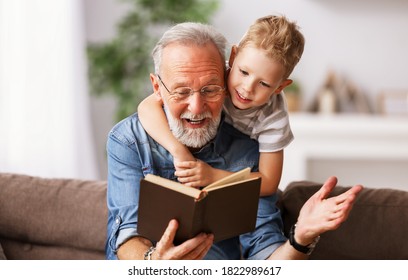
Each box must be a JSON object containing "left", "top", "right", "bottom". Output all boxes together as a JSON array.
[{"left": 157, "top": 74, "right": 225, "bottom": 103}]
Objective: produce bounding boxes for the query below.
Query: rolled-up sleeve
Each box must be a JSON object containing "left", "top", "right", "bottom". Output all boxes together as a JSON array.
[{"left": 105, "top": 119, "right": 146, "bottom": 259}]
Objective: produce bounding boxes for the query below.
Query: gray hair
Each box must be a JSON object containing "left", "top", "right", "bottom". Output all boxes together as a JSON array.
[{"left": 152, "top": 22, "right": 228, "bottom": 74}]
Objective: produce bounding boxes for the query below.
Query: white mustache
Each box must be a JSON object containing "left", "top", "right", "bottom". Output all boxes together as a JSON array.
[{"left": 180, "top": 111, "right": 212, "bottom": 121}]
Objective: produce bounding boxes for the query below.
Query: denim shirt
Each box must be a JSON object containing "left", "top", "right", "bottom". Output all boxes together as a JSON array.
[{"left": 105, "top": 113, "right": 286, "bottom": 260}]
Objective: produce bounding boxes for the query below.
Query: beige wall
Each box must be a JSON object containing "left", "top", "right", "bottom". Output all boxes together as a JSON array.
[{"left": 84, "top": 0, "right": 408, "bottom": 180}]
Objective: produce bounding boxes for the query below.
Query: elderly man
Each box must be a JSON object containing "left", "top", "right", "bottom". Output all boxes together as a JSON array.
[{"left": 105, "top": 22, "right": 362, "bottom": 260}]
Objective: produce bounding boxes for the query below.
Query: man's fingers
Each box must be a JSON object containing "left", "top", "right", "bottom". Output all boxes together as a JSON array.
[
  {"left": 318, "top": 177, "right": 363, "bottom": 205},
  {"left": 194, "top": 236, "right": 214, "bottom": 259},
  {"left": 347, "top": 185, "right": 364, "bottom": 196},
  {"left": 329, "top": 186, "right": 363, "bottom": 222},
  {"left": 316, "top": 176, "right": 338, "bottom": 200},
  {"left": 333, "top": 184, "right": 363, "bottom": 205},
  {"left": 166, "top": 233, "right": 213, "bottom": 260},
  {"left": 180, "top": 233, "right": 214, "bottom": 260},
  {"left": 155, "top": 221, "right": 214, "bottom": 260},
  {"left": 158, "top": 219, "right": 178, "bottom": 249}
]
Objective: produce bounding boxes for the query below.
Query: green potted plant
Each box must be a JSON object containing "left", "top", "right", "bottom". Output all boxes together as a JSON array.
[
  {"left": 87, "top": 0, "right": 219, "bottom": 121},
  {"left": 284, "top": 79, "right": 302, "bottom": 112}
]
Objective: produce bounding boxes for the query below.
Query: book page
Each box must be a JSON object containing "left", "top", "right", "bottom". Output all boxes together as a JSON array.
[
  {"left": 205, "top": 177, "right": 260, "bottom": 192},
  {"left": 144, "top": 174, "right": 201, "bottom": 198},
  {"left": 204, "top": 167, "right": 251, "bottom": 191}
]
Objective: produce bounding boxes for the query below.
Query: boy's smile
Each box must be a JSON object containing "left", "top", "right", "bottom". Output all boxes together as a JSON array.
[{"left": 228, "top": 46, "right": 291, "bottom": 110}]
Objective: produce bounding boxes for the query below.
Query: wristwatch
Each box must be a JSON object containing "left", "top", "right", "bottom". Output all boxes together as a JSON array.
[{"left": 289, "top": 224, "right": 320, "bottom": 255}]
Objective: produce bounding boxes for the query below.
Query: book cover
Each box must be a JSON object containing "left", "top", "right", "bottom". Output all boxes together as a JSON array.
[{"left": 137, "top": 168, "right": 261, "bottom": 244}]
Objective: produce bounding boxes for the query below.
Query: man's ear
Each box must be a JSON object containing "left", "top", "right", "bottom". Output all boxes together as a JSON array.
[
  {"left": 274, "top": 79, "right": 293, "bottom": 94},
  {"left": 228, "top": 45, "right": 238, "bottom": 68},
  {"left": 150, "top": 73, "right": 163, "bottom": 100}
]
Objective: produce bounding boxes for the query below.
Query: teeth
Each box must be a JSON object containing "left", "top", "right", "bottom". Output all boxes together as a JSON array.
[
  {"left": 237, "top": 91, "right": 249, "bottom": 100},
  {"left": 189, "top": 119, "right": 203, "bottom": 124},
  {"left": 184, "top": 118, "right": 204, "bottom": 124}
]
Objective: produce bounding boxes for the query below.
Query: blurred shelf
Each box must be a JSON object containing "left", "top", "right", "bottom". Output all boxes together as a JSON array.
[{"left": 280, "top": 113, "right": 408, "bottom": 191}]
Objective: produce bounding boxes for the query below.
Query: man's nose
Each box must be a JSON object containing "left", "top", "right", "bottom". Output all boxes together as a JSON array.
[{"left": 187, "top": 92, "right": 206, "bottom": 114}]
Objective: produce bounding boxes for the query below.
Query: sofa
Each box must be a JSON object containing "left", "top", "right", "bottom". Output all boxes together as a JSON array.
[{"left": 1, "top": 172, "right": 407, "bottom": 260}]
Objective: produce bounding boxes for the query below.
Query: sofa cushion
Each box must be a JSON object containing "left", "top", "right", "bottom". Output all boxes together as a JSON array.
[
  {"left": 0, "top": 173, "right": 107, "bottom": 259},
  {"left": 279, "top": 181, "right": 408, "bottom": 260},
  {"left": 0, "top": 238, "right": 103, "bottom": 260}
]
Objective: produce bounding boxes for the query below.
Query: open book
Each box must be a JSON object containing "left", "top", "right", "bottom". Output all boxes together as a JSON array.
[{"left": 138, "top": 167, "right": 261, "bottom": 244}]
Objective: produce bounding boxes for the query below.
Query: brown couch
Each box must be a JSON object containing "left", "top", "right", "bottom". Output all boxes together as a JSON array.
[
  {"left": 0, "top": 173, "right": 107, "bottom": 260},
  {"left": 1, "top": 172, "right": 407, "bottom": 260}
]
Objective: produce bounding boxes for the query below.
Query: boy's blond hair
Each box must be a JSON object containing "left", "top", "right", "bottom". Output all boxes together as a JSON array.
[{"left": 238, "top": 15, "right": 305, "bottom": 79}]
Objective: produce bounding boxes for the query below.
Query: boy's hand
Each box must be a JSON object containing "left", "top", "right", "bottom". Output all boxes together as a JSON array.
[
  {"left": 172, "top": 150, "right": 196, "bottom": 164},
  {"left": 174, "top": 159, "right": 215, "bottom": 188}
]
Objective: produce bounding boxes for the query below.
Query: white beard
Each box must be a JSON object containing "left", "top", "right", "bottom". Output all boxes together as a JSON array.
[{"left": 163, "top": 104, "right": 221, "bottom": 149}]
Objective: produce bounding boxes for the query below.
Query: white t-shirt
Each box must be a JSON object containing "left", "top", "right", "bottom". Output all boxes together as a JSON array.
[{"left": 223, "top": 92, "right": 294, "bottom": 152}]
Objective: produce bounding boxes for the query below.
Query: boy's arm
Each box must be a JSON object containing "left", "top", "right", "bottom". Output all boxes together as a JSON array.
[
  {"left": 251, "top": 150, "right": 283, "bottom": 196},
  {"left": 175, "top": 150, "right": 283, "bottom": 190},
  {"left": 137, "top": 94, "right": 194, "bottom": 162}
]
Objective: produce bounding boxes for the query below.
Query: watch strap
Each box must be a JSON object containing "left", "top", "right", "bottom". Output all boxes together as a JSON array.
[{"left": 289, "top": 224, "right": 320, "bottom": 255}]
